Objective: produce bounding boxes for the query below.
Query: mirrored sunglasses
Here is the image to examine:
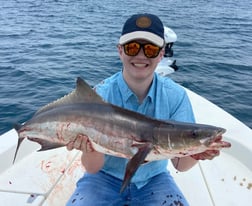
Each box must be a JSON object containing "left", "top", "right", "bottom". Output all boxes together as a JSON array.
[{"left": 123, "top": 41, "right": 162, "bottom": 58}]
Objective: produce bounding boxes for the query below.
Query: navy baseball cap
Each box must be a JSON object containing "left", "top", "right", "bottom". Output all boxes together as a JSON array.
[{"left": 119, "top": 13, "right": 165, "bottom": 47}]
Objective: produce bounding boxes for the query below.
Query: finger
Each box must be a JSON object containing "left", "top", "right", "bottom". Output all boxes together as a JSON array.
[
  {"left": 66, "top": 141, "right": 74, "bottom": 151},
  {"left": 190, "top": 154, "right": 200, "bottom": 160},
  {"left": 219, "top": 141, "right": 231, "bottom": 148},
  {"left": 77, "top": 134, "right": 92, "bottom": 153},
  {"left": 191, "top": 150, "right": 220, "bottom": 160},
  {"left": 79, "top": 136, "right": 88, "bottom": 152},
  {"left": 73, "top": 135, "right": 86, "bottom": 151},
  {"left": 213, "top": 135, "right": 222, "bottom": 142},
  {"left": 86, "top": 141, "right": 94, "bottom": 153},
  {"left": 209, "top": 140, "right": 231, "bottom": 149},
  {"left": 206, "top": 150, "right": 220, "bottom": 160}
]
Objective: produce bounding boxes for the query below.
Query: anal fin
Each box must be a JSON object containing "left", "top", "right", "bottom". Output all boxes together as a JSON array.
[{"left": 120, "top": 142, "right": 153, "bottom": 193}]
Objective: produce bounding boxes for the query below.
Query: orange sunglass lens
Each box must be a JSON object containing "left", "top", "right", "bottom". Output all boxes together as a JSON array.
[
  {"left": 124, "top": 42, "right": 141, "bottom": 56},
  {"left": 144, "top": 44, "right": 160, "bottom": 58}
]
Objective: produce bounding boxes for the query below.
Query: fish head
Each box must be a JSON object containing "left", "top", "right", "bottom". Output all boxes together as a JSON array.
[
  {"left": 154, "top": 121, "right": 227, "bottom": 156},
  {"left": 187, "top": 124, "right": 226, "bottom": 146},
  {"left": 175, "top": 123, "right": 227, "bottom": 155}
]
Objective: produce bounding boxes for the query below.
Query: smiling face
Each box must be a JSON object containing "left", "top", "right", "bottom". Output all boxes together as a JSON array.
[{"left": 118, "top": 40, "right": 164, "bottom": 82}]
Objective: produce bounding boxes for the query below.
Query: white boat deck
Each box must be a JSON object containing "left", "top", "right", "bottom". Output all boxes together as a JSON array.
[{"left": 0, "top": 89, "right": 251, "bottom": 205}]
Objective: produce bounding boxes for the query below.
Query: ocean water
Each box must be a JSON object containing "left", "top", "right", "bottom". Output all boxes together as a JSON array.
[{"left": 0, "top": 0, "right": 251, "bottom": 135}]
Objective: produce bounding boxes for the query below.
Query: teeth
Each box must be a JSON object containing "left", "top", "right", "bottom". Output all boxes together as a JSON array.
[{"left": 134, "top": 63, "right": 146, "bottom": 67}]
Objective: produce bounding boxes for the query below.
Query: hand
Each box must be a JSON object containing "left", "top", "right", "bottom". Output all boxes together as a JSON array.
[
  {"left": 66, "top": 134, "right": 94, "bottom": 153},
  {"left": 191, "top": 149, "right": 220, "bottom": 160},
  {"left": 191, "top": 135, "right": 231, "bottom": 161},
  {"left": 67, "top": 134, "right": 104, "bottom": 173}
]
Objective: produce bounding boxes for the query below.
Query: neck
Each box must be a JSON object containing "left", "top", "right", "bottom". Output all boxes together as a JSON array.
[{"left": 122, "top": 71, "right": 154, "bottom": 103}]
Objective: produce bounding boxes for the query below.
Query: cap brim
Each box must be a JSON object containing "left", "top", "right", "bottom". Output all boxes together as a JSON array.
[{"left": 119, "top": 31, "right": 164, "bottom": 47}]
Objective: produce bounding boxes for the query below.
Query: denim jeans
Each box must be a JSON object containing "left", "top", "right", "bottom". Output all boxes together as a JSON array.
[{"left": 66, "top": 171, "right": 189, "bottom": 206}]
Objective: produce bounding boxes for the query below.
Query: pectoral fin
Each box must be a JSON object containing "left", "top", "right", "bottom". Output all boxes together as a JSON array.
[
  {"left": 27, "top": 137, "right": 65, "bottom": 151},
  {"left": 120, "top": 142, "right": 153, "bottom": 193}
]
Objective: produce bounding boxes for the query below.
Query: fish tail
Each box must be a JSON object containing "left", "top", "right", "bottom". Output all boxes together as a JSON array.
[
  {"left": 13, "top": 136, "right": 25, "bottom": 164},
  {"left": 13, "top": 124, "right": 25, "bottom": 164}
]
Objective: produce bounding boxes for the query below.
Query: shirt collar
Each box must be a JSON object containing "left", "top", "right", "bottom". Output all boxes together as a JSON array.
[{"left": 117, "top": 71, "right": 156, "bottom": 104}]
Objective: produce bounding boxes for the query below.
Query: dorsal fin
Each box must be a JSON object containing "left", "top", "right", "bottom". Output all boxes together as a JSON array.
[{"left": 35, "top": 77, "right": 104, "bottom": 115}]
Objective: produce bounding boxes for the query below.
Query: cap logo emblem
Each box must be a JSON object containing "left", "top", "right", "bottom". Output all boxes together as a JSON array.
[{"left": 136, "top": 16, "right": 152, "bottom": 28}]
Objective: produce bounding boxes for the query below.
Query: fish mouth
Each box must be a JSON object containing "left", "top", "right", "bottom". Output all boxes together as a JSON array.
[
  {"left": 200, "top": 127, "right": 226, "bottom": 145},
  {"left": 216, "top": 127, "right": 226, "bottom": 138}
]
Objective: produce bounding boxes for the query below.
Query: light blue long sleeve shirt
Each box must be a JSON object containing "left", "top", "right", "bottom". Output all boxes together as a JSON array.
[{"left": 94, "top": 71, "right": 195, "bottom": 188}]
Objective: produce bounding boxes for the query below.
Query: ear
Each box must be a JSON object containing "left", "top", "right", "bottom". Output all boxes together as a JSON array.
[
  {"left": 157, "top": 48, "right": 165, "bottom": 62},
  {"left": 117, "top": 44, "right": 123, "bottom": 54},
  {"left": 117, "top": 44, "right": 124, "bottom": 60}
]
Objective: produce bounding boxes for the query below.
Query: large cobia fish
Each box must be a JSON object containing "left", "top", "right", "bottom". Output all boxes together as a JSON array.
[{"left": 14, "top": 77, "right": 230, "bottom": 193}]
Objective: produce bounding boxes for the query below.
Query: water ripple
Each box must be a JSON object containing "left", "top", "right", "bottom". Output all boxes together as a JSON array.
[{"left": 0, "top": 0, "right": 252, "bottom": 134}]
